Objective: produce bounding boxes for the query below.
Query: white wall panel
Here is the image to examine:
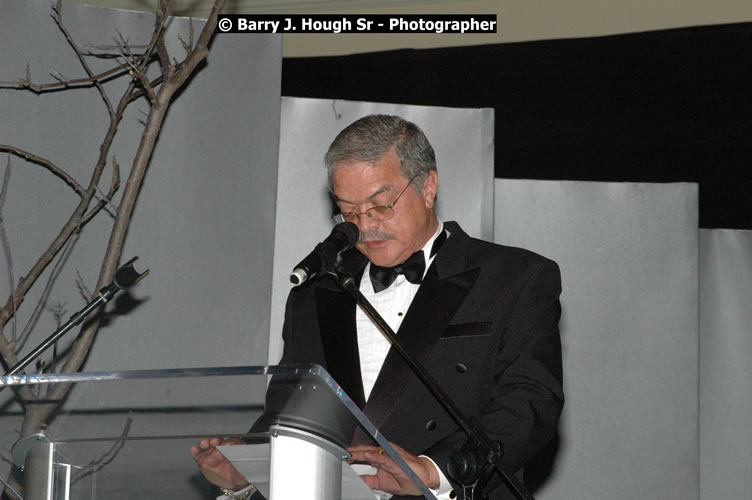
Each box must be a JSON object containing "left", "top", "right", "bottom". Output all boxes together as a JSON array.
[
  {"left": 269, "top": 98, "right": 493, "bottom": 363},
  {"left": 699, "top": 229, "right": 752, "bottom": 500},
  {"left": 495, "top": 180, "right": 699, "bottom": 499}
]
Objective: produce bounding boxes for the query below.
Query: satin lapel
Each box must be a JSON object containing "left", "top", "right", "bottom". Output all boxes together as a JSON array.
[
  {"left": 315, "top": 251, "right": 367, "bottom": 409},
  {"left": 363, "top": 244, "right": 480, "bottom": 430}
]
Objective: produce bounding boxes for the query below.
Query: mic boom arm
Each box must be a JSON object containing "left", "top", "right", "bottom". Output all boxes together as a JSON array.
[{"left": 3, "top": 257, "right": 149, "bottom": 379}]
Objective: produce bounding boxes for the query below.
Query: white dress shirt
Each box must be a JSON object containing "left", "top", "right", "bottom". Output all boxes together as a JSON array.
[{"left": 357, "top": 220, "right": 454, "bottom": 499}]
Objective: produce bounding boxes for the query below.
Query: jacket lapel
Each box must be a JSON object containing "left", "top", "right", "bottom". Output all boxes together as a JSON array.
[
  {"left": 315, "top": 250, "right": 368, "bottom": 409},
  {"left": 363, "top": 222, "right": 480, "bottom": 430}
]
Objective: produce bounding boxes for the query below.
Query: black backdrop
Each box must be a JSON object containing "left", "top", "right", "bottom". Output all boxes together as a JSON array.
[{"left": 282, "top": 22, "right": 751, "bottom": 229}]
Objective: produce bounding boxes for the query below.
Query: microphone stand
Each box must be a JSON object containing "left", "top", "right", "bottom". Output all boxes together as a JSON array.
[
  {"left": 330, "top": 264, "right": 534, "bottom": 500},
  {"left": 2, "top": 257, "right": 149, "bottom": 381}
]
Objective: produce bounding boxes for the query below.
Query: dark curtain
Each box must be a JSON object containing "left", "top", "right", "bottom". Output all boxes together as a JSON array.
[{"left": 283, "top": 23, "right": 752, "bottom": 229}]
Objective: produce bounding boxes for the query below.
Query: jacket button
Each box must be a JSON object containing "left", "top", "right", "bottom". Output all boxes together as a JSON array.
[
  {"left": 455, "top": 363, "right": 467, "bottom": 373},
  {"left": 425, "top": 420, "right": 437, "bottom": 431}
]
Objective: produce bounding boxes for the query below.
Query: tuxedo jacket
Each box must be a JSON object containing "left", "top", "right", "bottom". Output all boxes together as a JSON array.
[{"left": 278, "top": 221, "right": 564, "bottom": 499}]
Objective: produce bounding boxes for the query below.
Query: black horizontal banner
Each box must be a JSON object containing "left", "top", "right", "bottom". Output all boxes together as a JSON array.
[{"left": 216, "top": 14, "right": 497, "bottom": 34}]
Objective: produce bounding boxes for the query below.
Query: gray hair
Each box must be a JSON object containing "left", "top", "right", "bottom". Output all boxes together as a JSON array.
[{"left": 324, "top": 115, "right": 436, "bottom": 192}]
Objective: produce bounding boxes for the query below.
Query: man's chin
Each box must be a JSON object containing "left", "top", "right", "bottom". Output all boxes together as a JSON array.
[{"left": 358, "top": 243, "right": 399, "bottom": 268}]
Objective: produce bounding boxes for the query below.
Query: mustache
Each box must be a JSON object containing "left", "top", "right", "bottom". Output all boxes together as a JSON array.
[{"left": 358, "top": 230, "right": 395, "bottom": 242}]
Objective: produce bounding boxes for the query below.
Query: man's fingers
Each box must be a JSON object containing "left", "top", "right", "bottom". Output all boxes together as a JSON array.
[
  {"left": 191, "top": 438, "right": 231, "bottom": 463},
  {"left": 349, "top": 446, "right": 392, "bottom": 464},
  {"left": 348, "top": 445, "right": 388, "bottom": 456},
  {"left": 359, "top": 473, "right": 379, "bottom": 489}
]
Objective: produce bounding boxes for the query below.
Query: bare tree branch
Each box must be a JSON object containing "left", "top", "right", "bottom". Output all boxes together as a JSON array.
[
  {"left": 129, "top": 69, "right": 158, "bottom": 104},
  {"left": 0, "top": 161, "right": 17, "bottom": 344},
  {"left": 0, "top": 75, "right": 137, "bottom": 377},
  {"left": 178, "top": 9, "right": 196, "bottom": 54},
  {"left": 0, "top": 147, "right": 120, "bottom": 227},
  {"left": 70, "top": 416, "right": 133, "bottom": 486},
  {"left": 16, "top": 229, "right": 79, "bottom": 352},
  {"left": 85, "top": 43, "right": 149, "bottom": 53},
  {"left": 47, "top": 301, "right": 68, "bottom": 373},
  {"left": 75, "top": 270, "right": 93, "bottom": 300},
  {"left": 83, "top": 157, "right": 121, "bottom": 224},
  {"left": 0, "top": 60, "right": 135, "bottom": 93},
  {"left": 51, "top": 0, "right": 115, "bottom": 119},
  {"left": 49, "top": 0, "right": 228, "bottom": 410},
  {"left": 0, "top": 0, "right": 228, "bottom": 465},
  {"left": 0, "top": 147, "right": 85, "bottom": 195},
  {"left": 129, "top": 75, "right": 165, "bottom": 103}
]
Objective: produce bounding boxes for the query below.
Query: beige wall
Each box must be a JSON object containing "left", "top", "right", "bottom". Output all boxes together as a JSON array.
[{"left": 67, "top": 0, "right": 752, "bottom": 56}]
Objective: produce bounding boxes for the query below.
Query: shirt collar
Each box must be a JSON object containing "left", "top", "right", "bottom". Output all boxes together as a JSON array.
[{"left": 420, "top": 219, "right": 444, "bottom": 278}]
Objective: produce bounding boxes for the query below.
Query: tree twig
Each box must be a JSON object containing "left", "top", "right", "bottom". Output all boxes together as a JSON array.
[
  {"left": 0, "top": 146, "right": 85, "bottom": 195},
  {"left": 82, "top": 157, "right": 121, "bottom": 224},
  {"left": 0, "top": 60, "right": 136, "bottom": 93},
  {"left": 0, "top": 160, "right": 17, "bottom": 344},
  {"left": 16, "top": 229, "right": 80, "bottom": 354},
  {"left": 70, "top": 416, "right": 133, "bottom": 485},
  {"left": 52, "top": 0, "right": 115, "bottom": 119}
]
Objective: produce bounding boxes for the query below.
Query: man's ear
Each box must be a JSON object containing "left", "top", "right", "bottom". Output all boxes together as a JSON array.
[{"left": 422, "top": 170, "right": 438, "bottom": 208}]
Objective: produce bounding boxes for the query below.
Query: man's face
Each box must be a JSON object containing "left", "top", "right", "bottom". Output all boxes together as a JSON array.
[{"left": 331, "top": 149, "right": 438, "bottom": 268}]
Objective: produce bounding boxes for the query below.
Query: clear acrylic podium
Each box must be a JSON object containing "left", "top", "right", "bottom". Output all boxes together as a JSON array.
[{"left": 0, "top": 365, "right": 437, "bottom": 499}]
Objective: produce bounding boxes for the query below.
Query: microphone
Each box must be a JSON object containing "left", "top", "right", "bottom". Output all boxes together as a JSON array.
[{"left": 290, "top": 222, "right": 359, "bottom": 286}]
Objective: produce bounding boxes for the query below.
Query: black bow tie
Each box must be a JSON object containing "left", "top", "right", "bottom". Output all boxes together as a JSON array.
[
  {"left": 369, "top": 230, "right": 447, "bottom": 293},
  {"left": 370, "top": 251, "right": 425, "bottom": 292}
]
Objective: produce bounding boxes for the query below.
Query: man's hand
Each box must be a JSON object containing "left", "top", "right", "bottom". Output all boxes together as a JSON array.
[
  {"left": 348, "top": 442, "right": 440, "bottom": 496},
  {"left": 190, "top": 437, "right": 250, "bottom": 490}
]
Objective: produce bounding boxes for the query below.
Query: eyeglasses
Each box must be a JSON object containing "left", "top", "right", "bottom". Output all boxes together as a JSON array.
[{"left": 334, "top": 176, "right": 417, "bottom": 224}]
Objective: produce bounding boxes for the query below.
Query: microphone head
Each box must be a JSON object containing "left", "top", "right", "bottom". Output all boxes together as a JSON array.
[
  {"left": 289, "top": 222, "right": 358, "bottom": 287},
  {"left": 289, "top": 268, "right": 308, "bottom": 285},
  {"left": 113, "top": 256, "right": 149, "bottom": 289},
  {"left": 333, "top": 221, "right": 359, "bottom": 247}
]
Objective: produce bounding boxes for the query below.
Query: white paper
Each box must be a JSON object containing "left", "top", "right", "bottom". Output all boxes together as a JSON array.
[{"left": 218, "top": 444, "right": 386, "bottom": 499}]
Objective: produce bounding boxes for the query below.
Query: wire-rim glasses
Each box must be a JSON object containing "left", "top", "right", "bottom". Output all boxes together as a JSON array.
[{"left": 333, "top": 176, "right": 417, "bottom": 224}]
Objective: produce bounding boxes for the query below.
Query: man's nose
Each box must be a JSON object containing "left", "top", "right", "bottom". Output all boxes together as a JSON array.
[{"left": 356, "top": 212, "right": 379, "bottom": 234}]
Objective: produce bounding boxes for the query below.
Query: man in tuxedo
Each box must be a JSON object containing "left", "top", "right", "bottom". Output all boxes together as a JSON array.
[{"left": 192, "top": 115, "right": 564, "bottom": 499}]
